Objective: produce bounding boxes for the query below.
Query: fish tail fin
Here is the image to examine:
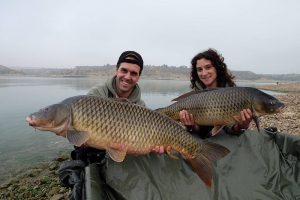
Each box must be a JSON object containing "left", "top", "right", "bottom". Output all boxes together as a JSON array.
[
  {"left": 186, "top": 141, "right": 230, "bottom": 187},
  {"left": 252, "top": 107, "right": 261, "bottom": 132}
]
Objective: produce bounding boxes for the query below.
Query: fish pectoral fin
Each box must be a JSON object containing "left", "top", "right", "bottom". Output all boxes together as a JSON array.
[
  {"left": 232, "top": 114, "right": 241, "bottom": 121},
  {"left": 252, "top": 106, "right": 260, "bottom": 132},
  {"left": 66, "top": 130, "right": 90, "bottom": 147},
  {"left": 107, "top": 148, "right": 127, "bottom": 162},
  {"left": 211, "top": 125, "right": 224, "bottom": 136},
  {"left": 253, "top": 115, "right": 260, "bottom": 132}
]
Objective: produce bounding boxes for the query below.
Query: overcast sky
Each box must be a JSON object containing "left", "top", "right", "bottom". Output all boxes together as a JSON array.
[{"left": 0, "top": 0, "right": 299, "bottom": 74}]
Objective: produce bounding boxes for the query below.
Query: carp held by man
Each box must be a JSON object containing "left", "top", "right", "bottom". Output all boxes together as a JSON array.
[
  {"left": 26, "top": 95, "right": 230, "bottom": 187},
  {"left": 156, "top": 87, "right": 285, "bottom": 135}
]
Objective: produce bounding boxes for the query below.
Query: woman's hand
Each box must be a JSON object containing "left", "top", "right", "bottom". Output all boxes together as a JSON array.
[
  {"left": 179, "top": 110, "right": 200, "bottom": 132},
  {"left": 233, "top": 109, "right": 253, "bottom": 131},
  {"left": 179, "top": 110, "right": 195, "bottom": 126}
]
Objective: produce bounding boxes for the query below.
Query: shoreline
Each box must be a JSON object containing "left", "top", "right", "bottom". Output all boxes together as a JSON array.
[
  {"left": 255, "top": 82, "right": 300, "bottom": 93},
  {"left": 1, "top": 83, "right": 299, "bottom": 199},
  {"left": 0, "top": 153, "right": 71, "bottom": 200}
]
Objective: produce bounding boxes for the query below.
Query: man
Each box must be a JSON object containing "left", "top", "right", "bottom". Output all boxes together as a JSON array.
[
  {"left": 78, "top": 50, "right": 164, "bottom": 199},
  {"left": 87, "top": 50, "right": 145, "bottom": 106},
  {"left": 63, "top": 51, "right": 146, "bottom": 199},
  {"left": 83, "top": 50, "right": 145, "bottom": 165}
]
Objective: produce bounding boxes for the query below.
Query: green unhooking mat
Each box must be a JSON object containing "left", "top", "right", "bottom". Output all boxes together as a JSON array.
[{"left": 84, "top": 128, "right": 300, "bottom": 200}]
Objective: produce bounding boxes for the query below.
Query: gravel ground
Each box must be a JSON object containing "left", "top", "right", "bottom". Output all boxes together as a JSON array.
[{"left": 254, "top": 83, "right": 300, "bottom": 135}]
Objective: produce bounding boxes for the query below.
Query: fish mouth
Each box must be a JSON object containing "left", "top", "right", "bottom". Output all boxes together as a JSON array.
[
  {"left": 26, "top": 115, "right": 70, "bottom": 136},
  {"left": 26, "top": 116, "right": 51, "bottom": 129},
  {"left": 276, "top": 105, "right": 285, "bottom": 113},
  {"left": 26, "top": 116, "right": 37, "bottom": 127}
]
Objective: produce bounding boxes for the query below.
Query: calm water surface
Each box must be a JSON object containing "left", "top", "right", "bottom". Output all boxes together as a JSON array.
[{"left": 0, "top": 76, "right": 283, "bottom": 183}]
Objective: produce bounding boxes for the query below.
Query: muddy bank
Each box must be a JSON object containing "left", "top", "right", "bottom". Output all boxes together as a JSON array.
[{"left": 0, "top": 154, "right": 71, "bottom": 200}]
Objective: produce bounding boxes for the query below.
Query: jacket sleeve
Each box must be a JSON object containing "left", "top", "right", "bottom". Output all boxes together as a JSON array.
[{"left": 223, "top": 123, "right": 245, "bottom": 135}]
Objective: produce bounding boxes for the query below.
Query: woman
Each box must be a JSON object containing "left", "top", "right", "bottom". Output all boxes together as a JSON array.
[
  {"left": 154, "top": 48, "right": 253, "bottom": 153},
  {"left": 180, "top": 48, "right": 252, "bottom": 139}
]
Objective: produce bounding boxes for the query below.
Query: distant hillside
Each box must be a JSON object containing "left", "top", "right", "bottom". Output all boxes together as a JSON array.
[
  {"left": 4, "top": 65, "right": 300, "bottom": 81},
  {"left": 142, "top": 65, "right": 190, "bottom": 80},
  {"left": 19, "top": 65, "right": 115, "bottom": 78},
  {"left": 0, "top": 65, "right": 24, "bottom": 75},
  {"left": 232, "top": 70, "right": 261, "bottom": 80}
]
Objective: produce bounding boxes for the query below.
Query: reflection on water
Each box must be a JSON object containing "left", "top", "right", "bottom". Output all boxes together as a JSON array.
[
  {"left": 140, "top": 79, "right": 190, "bottom": 94},
  {"left": 0, "top": 76, "right": 285, "bottom": 183},
  {"left": 0, "top": 76, "right": 102, "bottom": 90},
  {"left": 0, "top": 77, "right": 190, "bottom": 94}
]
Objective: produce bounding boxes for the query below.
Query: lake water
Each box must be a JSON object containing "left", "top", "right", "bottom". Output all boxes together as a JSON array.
[{"left": 0, "top": 76, "right": 283, "bottom": 183}]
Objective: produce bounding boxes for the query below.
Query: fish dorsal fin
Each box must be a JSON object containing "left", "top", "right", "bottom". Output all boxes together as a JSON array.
[
  {"left": 66, "top": 129, "right": 90, "bottom": 147},
  {"left": 107, "top": 148, "right": 127, "bottom": 162},
  {"left": 210, "top": 125, "right": 225, "bottom": 136},
  {"left": 172, "top": 88, "right": 219, "bottom": 101}
]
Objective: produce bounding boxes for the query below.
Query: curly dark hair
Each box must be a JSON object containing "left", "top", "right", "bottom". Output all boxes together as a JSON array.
[{"left": 190, "top": 48, "right": 236, "bottom": 89}]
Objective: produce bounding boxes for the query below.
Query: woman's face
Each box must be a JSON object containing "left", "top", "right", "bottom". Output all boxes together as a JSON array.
[{"left": 196, "top": 58, "right": 218, "bottom": 88}]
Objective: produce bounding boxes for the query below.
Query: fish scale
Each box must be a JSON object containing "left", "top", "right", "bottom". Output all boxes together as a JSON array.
[
  {"left": 26, "top": 95, "right": 231, "bottom": 187},
  {"left": 156, "top": 87, "right": 284, "bottom": 132},
  {"left": 69, "top": 96, "right": 193, "bottom": 154}
]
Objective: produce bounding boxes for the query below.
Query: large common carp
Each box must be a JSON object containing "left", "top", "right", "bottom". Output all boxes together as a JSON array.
[
  {"left": 26, "top": 95, "right": 230, "bottom": 187},
  {"left": 156, "top": 87, "right": 284, "bottom": 135}
]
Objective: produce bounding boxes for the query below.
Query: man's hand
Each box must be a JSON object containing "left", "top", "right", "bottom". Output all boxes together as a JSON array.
[{"left": 152, "top": 146, "right": 171, "bottom": 154}]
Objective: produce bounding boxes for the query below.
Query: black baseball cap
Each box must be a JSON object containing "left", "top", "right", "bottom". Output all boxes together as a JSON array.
[{"left": 117, "top": 51, "right": 144, "bottom": 73}]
